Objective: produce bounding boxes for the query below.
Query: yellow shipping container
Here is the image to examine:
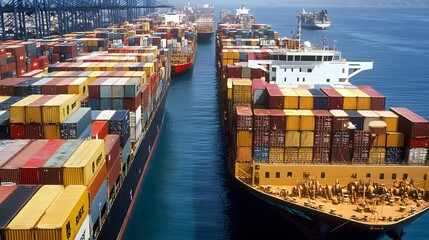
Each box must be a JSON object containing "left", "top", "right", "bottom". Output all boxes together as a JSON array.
[
  {"left": 369, "top": 147, "right": 386, "bottom": 164},
  {"left": 269, "top": 147, "right": 285, "bottom": 163},
  {"left": 0, "top": 96, "right": 10, "bottom": 104},
  {"left": 227, "top": 78, "right": 233, "bottom": 100},
  {"left": 373, "top": 133, "right": 386, "bottom": 147},
  {"left": 284, "top": 147, "right": 299, "bottom": 163},
  {"left": 358, "top": 110, "right": 381, "bottom": 131},
  {"left": 280, "top": 88, "right": 298, "bottom": 109},
  {"left": 294, "top": 88, "right": 313, "bottom": 110},
  {"left": 67, "top": 77, "right": 89, "bottom": 96},
  {"left": 63, "top": 139, "right": 106, "bottom": 185},
  {"left": 386, "top": 132, "right": 404, "bottom": 147},
  {"left": 232, "top": 78, "right": 252, "bottom": 104},
  {"left": 236, "top": 146, "right": 252, "bottom": 162},
  {"left": 34, "top": 186, "right": 89, "bottom": 240},
  {"left": 348, "top": 88, "right": 371, "bottom": 110},
  {"left": 300, "top": 131, "right": 314, "bottom": 147},
  {"left": 285, "top": 131, "right": 300, "bottom": 147},
  {"left": 131, "top": 71, "right": 147, "bottom": 85},
  {"left": 335, "top": 88, "right": 356, "bottom": 110},
  {"left": 232, "top": 49, "right": 239, "bottom": 60},
  {"left": 43, "top": 124, "right": 60, "bottom": 139},
  {"left": 144, "top": 62, "right": 155, "bottom": 78},
  {"left": 4, "top": 186, "right": 64, "bottom": 240},
  {"left": 298, "top": 147, "right": 313, "bottom": 163},
  {"left": 284, "top": 109, "right": 300, "bottom": 131},
  {"left": 297, "top": 110, "right": 315, "bottom": 131},
  {"left": 237, "top": 131, "right": 252, "bottom": 147},
  {"left": 374, "top": 110, "right": 399, "bottom": 132},
  {"left": 9, "top": 95, "right": 43, "bottom": 124},
  {"left": 25, "top": 95, "right": 56, "bottom": 124},
  {"left": 42, "top": 94, "right": 80, "bottom": 124}
]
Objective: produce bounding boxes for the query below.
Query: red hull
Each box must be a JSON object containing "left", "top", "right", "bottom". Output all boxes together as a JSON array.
[{"left": 171, "top": 42, "right": 197, "bottom": 77}]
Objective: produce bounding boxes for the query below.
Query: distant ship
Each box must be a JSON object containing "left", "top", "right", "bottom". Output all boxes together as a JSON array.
[{"left": 299, "top": 9, "right": 331, "bottom": 30}]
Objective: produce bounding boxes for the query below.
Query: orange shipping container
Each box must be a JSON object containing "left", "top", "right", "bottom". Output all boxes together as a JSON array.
[
  {"left": 284, "top": 110, "right": 300, "bottom": 131},
  {"left": 236, "top": 130, "right": 252, "bottom": 147},
  {"left": 374, "top": 110, "right": 399, "bottom": 132},
  {"left": 348, "top": 88, "right": 371, "bottom": 110},
  {"left": 280, "top": 88, "right": 298, "bottom": 109},
  {"left": 294, "top": 88, "right": 313, "bottom": 110},
  {"left": 369, "top": 147, "right": 386, "bottom": 164},
  {"left": 236, "top": 146, "right": 252, "bottom": 162},
  {"left": 298, "top": 147, "right": 313, "bottom": 163},
  {"left": 335, "top": 88, "right": 357, "bottom": 110},
  {"left": 386, "top": 132, "right": 404, "bottom": 147},
  {"left": 88, "top": 160, "right": 107, "bottom": 204},
  {"left": 232, "top": 78, "right": 252, "bottom": 104},
  {"left": 43, "top": 124, "right": 60, "bottom": 139},
  {"left": 298, "top": 110, "right": 315, "bottom": 131},
  {"left": 284, "top": 147, "right": 299, "bottom": 163},
  {"left": 9, "top": 95, "right": 43, "bottom": 124}
]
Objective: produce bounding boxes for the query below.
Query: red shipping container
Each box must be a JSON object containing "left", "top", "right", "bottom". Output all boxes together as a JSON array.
[
  {"left": 88, "top": 77, "right": 107, "bottom": 98},
  {"left": 19, "top": 139, "right": 65, "bottom": 184},
  {"left": 10, "top": 124, "right": 26, "bottom": 139},
  {"left": 321, "top": 88, "right": 344, "bottom": 110},
  {"left": 353, "top": 130, "right": 370, "bottom": 147},
  {"left": 313, "top": 131, "right": 331, "bottom": 148},
  {"left": 253, "top": 130, "right": 270, "bottom": 147},
  {"left": 108, "top": 154, "right": 122, "bottom": 194},
  {"left": 226, "top": 65, "right": 242, "bottom": 78},
  {"left": 266, "top": 84, "right": 283, "bottom": 109},
  {"left": 42, "top": 78, "right": 64, "bottom": 95},
  {"left": 332, "top": 131, "right": 351, "bottom": 148},
  {"left": 123, "top": 95, "right": 142, "bottom": 112},
  {"left": 141, "top": 84, "right": 149, "bottom": 110},
  {"left": 251, "top": 67, "right": 263, "bottom": 79},
  {"left": 252, "top": 78, "right": 266, "bottom": 92},
  {"left": 269, "top": 130, "right": 285, "bottom": 147},
  {"left": 0, "top": 140, "right": 49, "bottom": 183},
  {"left": 88, "top": 160, "right": 107, "bottom": 203},
  {"left": 105, "top": 134, "right": 121, "bottom": 170},
  {"left": 390, "top": 107, "right": 429, "bottom": 138},
  {"left": 312, "top": 110, "right": 333, "bottom": 132},
  {"left": 25, "top": 124, "right": 44, "bottom": 139},
  {"left": 235, "top": 106, "right": 253, "bottom": 131},
  {"left": 269, "top": 109, "right": 285, "bottom": 131},
  {"left": 0, "top": 140, "right": 31, "bottom": 171},
  {"left": 407, "top": 138, "right": 429, "bottom": 148},
  {"left": 313, "top": 147, "right": 331, "bottom": 163},
  {"left": 253, "top": 109, "right": 270, "bottom": 131},
  {"left": 0, "top": 78, "right": 30, "bottom": 95},
  {"left": 358, "top": 86, "right": 386, "bottom": 110},
  {"left": 352, "top": 147, "right": 370, "bottom": 163},
  {"left": 330, "top": 110, "right": 350, "bottom": 132},
  {"left": 92, "top": 120, "right": 108, "bottom": 139},
  {"left": 0, "top": 185, "right": 18, "bottom": 203}
]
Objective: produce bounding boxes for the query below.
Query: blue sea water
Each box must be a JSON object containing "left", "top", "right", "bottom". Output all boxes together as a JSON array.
[{"left": 123, "top": 5, "right": 429, "bottom": 240}]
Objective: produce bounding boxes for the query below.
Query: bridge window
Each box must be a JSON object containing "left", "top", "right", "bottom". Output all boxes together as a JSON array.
[
  {"left": 301, "top": 56, "right": 316, "bottom": 61},
  {"left": 272, "top": 77, "right": 276, "bottom": 82},
  {"left": 380, "top": 173, "right": 384, "bottom": 179},
  {"left": 403, "top": 173, "right": 408, "bottom": 179},
  {"left": 272, "top": 67, "right": 277, "bottom": 72},
  {"left": 307, "top": 69, "right": 312, "bottom": 73},
  {"left": 326, "top": 79, "right": 330, "bottom": 82},
  {"left": 295, "top": 56, "right": 301, "bottom": 61},
  {"left": 303, "top": 78, "right": 305, "bottom": 82},
  {"left": 321, "top": 172, "right": 326, "bottom": 178},
  {"left": 299, "top": 68, "right": 302, "bottom": 72},
  {"left": 296, "top": 77, "right": 299, "bottom": 82},
  {"left": 291, "top": 68, "right": 294, "bottom": 72},
  {"left": 392, "top": 173, "right": 397, "bottom": 180},
  {"left": 288, "top": 56, "right": 294, "bottom": 61},
  {"left": 265, "top": 172, "right": 270, "bottom": 178},
  {"left": 279, "top": 55, "right": 286, "bottom": 61},
  {"left": 276, "top": 172, "right": 280, "bottom": 178},
  {"left": 287, "top": 172, "right": 292, "bottom": 177},
  {"left": 284, "top": 77, "right": 287, "bottom": 82},
  {"left": 342, "top": 68, "right": 345, "bottom": 73},
  {"left": 317, "top": 56, "right": 322, "bottom": 61}
]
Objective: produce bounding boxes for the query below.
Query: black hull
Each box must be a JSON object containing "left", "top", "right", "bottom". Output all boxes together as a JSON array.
[
  {"left": 233, "top": 177, "right": 429, "bottom": 240},
  {"left": 197, "top": 32, "right": 214, "bottom": 42},
  {"left": 97, "top": 82, "right": 169, "bottom": 240}
]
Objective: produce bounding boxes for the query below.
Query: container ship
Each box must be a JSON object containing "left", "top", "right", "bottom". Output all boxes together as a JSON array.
[
  {"left": 0, "top": 17, "right": 171, "bottom": 240},
  {"left": 147, "top": 12, "right": 197, "bottom": 77},
  {"left": 299, "top": 9, "right": 331, "bottom": 30},
  {"left": 216, "top": 8, "right": 429, "bottom": 240},
  {"left": 186, "top": 3, "right": 215, "bottom": 42}
]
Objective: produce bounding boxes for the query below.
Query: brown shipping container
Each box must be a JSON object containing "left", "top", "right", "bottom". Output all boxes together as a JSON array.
[
  {"left": 269, "top": 147, "right": 284, "bottom": 163},
  {"left": 321, "top": 88, "right": 343, "bottom": 110},
  {"left": 108, "top": 154, "right": 122, "bottom": 194},
  {"left": 254, "top": 109, "right": 270, "bottom": 131},
  {"left": 313, "top": 131, "right": 331, "bottom": 148},
  {"left": 330, "top": 110, "right": 350, "bottom": 132},
  {"left": 352, "top": 147, "right": 370, "bottom": 163},
  {"left": 0, "top": 140, "right": 49, "bottom": 183},
  {"left": 235, "top": 106, "right": 253, "bottom": 131},
  {"left": 331, "top": 147, "right": 351, "bottom": 164},
  {"left": 313, "top": 147, "right": 331, "bottom": 163},
  {"left": 104, "top": 134, "right": 121, "bottom": 170},
  {"left": 369, "top": 120, "right": 387, "bottom": 135},
  {"left": 25, "top": 123, "right": 44, "bottom": 139},
  {"left": 312, "top": 110, "right": 333, "bottom": 132},
  {"left": 353, "top": 130, "right": 370, "bottom": 147},
  {"left": 284, "top": 147, "right": 299, "bottom": 163},
  {"left": 358, "top": 86, "right": 386, "bottom": 110},
  {"left": 253, "top": 130, "right": 270, "bottom": 147},
  {"left": 266, "top": 84, "right": 284, "bottom": 109},
  {"left": 390, "top": 107, "right": 429, "bottom": 138},
  {"left": 270, "top": 130, "right": 285, "bottom": 147},
  {"left": 88, "top": 160, "right": 107, "bottom": 204},
  {"left": 269, "top": 109, "right": 285, "bottom": 130},
  {"left": 332, "top": 131, "right": 351, "bottom": 148}
]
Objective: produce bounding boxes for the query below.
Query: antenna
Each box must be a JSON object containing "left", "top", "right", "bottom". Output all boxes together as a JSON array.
[
  {"left": 322, "top": 34, "right": 327, "bottom": 50},
  {"left": 297, "top": 13, "right": 302, "bottom": 49}
]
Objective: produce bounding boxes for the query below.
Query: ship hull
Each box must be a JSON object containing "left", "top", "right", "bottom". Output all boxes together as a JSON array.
[
  {"left": 232, "top": 175, "right": 428, "bottom": 240},
  {"left": 171, "top": 44, "right": 196, "bottom": 77},
  {"left": 197, "top": 32, "right": 214, "bottom": 42},
  {"left": 97, "top": 83, "right": 169, "bottom": 240},
  {"left": 302, "top": 22, "right": 330, "bottom": 30}
]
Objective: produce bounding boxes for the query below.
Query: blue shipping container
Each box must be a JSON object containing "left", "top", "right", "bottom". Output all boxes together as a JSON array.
[{"left": 60, "top": 107, "right": 92, "bottom": 139}]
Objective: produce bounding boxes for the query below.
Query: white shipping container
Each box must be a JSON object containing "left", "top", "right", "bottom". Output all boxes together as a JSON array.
[
  {"left": 112, "top": 78, "right": 129, "bottom": 98},
  {"left": 96, "top": 110, "right": 116, "bottom": 121},
  {"left": 406, "top": 147, "right": 428, "bottom": 165},
  {"left": 74, "top": 215, "right": 91, "bottom": 240}
]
